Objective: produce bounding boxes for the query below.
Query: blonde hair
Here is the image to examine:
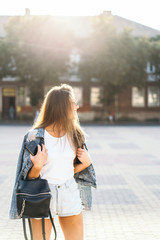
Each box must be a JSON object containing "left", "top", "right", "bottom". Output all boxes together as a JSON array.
[{"left": 32, "top": 83, "right": 86, "bottom": 149}]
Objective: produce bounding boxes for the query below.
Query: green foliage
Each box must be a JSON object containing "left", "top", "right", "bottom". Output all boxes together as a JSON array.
[
  {"left": 1, "top": 14, "right": 160, "bottom": 111},
  {"left": 0, "top": 16, "right": 74, "bottom": 106},
  {"left": 79, "top": 14, "right": 150, "bottom": 108},
  {"left": 148, "top": 36, "right": 160, "bottom": 82},
  {"left": 0, "top": 38, "right": 16, "bottom": 78},
  {"left": 150, "top": 35, "right": 160, "bottom": 42}
]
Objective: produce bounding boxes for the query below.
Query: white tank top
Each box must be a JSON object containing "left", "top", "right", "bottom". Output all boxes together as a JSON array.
[{"left": 40, "top": 130, "right": 76, "bottom": 184}]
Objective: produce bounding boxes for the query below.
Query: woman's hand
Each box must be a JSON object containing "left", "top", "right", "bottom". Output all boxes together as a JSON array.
[
  {"left": 76, "top": 145, "right": 92, "bottom": 167},
  {"left": 30, "top": 144, "right": 48, "bottom": 170}
]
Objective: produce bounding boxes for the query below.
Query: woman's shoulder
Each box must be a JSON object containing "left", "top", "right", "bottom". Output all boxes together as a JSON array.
[{"left": 24, "top": 127, "right": 39, "bottom": 142}]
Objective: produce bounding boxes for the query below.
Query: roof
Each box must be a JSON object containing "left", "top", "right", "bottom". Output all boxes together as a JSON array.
[
  {"left": 113, "top": 15, "right": 160, "bottom": 37},
  {"left": 0, "top": 16, "right": 10, "bottom": 37},
  {"left": 0, "top": 14, "right": 159, "bottom": 38}
]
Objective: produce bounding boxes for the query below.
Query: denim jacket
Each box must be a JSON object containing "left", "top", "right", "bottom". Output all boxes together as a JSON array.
[{"left": 9, "top": 127, "right": 97, "bottom": 219}]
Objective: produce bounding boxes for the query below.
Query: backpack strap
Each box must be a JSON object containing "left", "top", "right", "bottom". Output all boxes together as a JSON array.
[
  {"left": 22, "top": 218, "right": 33, "bottom": 240},
  {"left": 42, "top": 218, "right": 46, "bottom": 240},
  {"left": 28, "top": 219, "right": 33, "bottom": 240},
  {"left": 22, "top": 210, "right": 57, "bottom": 240},
  {"left": 49, "top": 210, "right": 57, "bottom": 240}
]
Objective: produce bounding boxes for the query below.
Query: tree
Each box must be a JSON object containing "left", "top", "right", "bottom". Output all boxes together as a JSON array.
[
  {"left": 0, "top": 16, "right": 74, "bottom": 106},
  {"left": 78, "top": 14, "right": 149, "bottom": 118},
  {"left": 149, "top": 36, "right": 160, "bottom": 84},
  {"left": 0, "top": 38, "right": 15, "bottom": 78}
]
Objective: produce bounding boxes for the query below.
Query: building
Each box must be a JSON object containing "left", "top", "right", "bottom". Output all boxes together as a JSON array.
[{"left": 0, "top": 10, "right": 160, "bottom": 121}]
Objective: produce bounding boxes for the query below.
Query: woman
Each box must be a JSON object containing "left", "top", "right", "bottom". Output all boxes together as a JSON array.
[{"left": 9, "top": 83, "right": 97, "bottom": 240}]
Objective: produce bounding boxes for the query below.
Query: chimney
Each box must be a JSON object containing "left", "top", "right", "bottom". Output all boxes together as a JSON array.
[
  {"left": 25, "top": 8, "right": 30, "bottom": 16},
  {"left": 103, "top": 11, "right": 112, "bottom": 16}
]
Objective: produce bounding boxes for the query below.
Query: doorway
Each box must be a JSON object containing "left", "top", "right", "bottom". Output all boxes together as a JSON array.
[{"left": 2, "top": 88, "right": 16, "bottom": 120}]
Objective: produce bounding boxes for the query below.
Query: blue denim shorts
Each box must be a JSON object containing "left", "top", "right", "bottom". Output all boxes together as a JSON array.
[{"left": 35, "top": 177, "right": 83, "bottom": 219}]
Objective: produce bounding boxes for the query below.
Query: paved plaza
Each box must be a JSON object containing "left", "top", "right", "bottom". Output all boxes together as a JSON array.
[{"left": 0, "top": 125, "right": 160, "bottom": 240}]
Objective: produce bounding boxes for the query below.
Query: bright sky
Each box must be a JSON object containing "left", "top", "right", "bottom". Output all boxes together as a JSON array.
[{"left": 0, "top": 0, "right": 160, "bottom": 31}]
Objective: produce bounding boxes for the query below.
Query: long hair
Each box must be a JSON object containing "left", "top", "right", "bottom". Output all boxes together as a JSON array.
[{"left": 32, "top": 83, "right": 86, "bottom": 150}]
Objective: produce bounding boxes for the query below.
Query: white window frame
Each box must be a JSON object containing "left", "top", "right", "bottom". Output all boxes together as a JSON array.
[
  {"left": 132, "top": 87, "right": 145, "bottom": 107},
  {"left": 147, "top": 86, "right": 160, "bottom": 107},
  {"left": 72, "top": 86, "right": 83, "bottom": 107},
  {"left": 90, "top": 87, "right": 103, "bottom": 107}
]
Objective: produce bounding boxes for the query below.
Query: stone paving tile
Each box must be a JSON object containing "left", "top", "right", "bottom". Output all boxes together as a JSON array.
[
  {"left": 108, "top": 142, "right": 140, "bottom": 149},
  {"left": 138, "top": 175, "right": 160, "bottom": 185},
  {"left": 97, "top": 175, "right": 128, "bottom": 185},
  {"left": 86, "top": 142, "right": 102, "bottom": 149},
  {"left": 150, "top": 189, "right": 160, "bottom": 200},
  {"left": 0, "top": 176, "right": 7, "bottom": 184},
  {"left": 93, "top": 189, "right": 140, "bottom": 204},
  {"left": 1, "top": 125, "right": 160, "bottom": 239},
  {"left": 92, "top": 153, "right": 160, "bottom": 166}
]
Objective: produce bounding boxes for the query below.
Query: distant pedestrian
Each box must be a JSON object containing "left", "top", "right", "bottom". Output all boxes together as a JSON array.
[
  {"left": 9, "top": 105, "right": 15, "bottom": 120},
  {"left": 109, "top": 110, "right": 115, "bottom": 123}
]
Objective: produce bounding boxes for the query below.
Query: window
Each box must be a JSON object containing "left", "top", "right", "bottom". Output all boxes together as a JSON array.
[
  {"left": 72, "top": 87, "right": 83, "bottom": 107},
  {"left": 26, "top": 97, "right": 31, "bottom": 106},
  {"left": 25, "top": 87, "right": 31, "bottom": 106},
  {"left": 148, "top": 86, "right": 159, "bottom": 107},
  {"left": 18, "top": 87, "right": 25, "bottom": 106},
  {"left": 147, "top": 75, "right": 156, "bottom": 81},
  {"left": 68, "top": 48, "right": 81, "bottom": 77},
  {"left": 132, "top": 87, "right": 145, "bottom": 107},
  {"left": 146, "top": 62, "right": 156, "bottom": 73},
  {"left": 90, "top": 87, "right": 103, "bottom": 106}
]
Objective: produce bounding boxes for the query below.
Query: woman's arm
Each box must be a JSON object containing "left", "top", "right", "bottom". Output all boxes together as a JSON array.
[
  {"left": 74, "top": 162, "right": 91, "bottom": 174},
  {"left": 27, "top": 144, "right": 48, "bottom": 179},
  {"left": 74, "top": 144, "right": 92, "bottom": 173},
  {"left": 27, "top": 165, "right": 41, "bottom": 179}
]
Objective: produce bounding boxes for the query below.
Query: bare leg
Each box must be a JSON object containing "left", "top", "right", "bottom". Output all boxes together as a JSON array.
[
  {"left": 30, "top": 218, "right": 54, "bottom": 240},
  {"left": 58, "top": 212, "right": 83, "bottom": 240}
]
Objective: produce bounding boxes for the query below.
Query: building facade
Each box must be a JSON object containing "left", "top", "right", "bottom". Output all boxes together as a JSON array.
[{"left": 0, "top": 11, "right": 160, "bottom": 122}]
